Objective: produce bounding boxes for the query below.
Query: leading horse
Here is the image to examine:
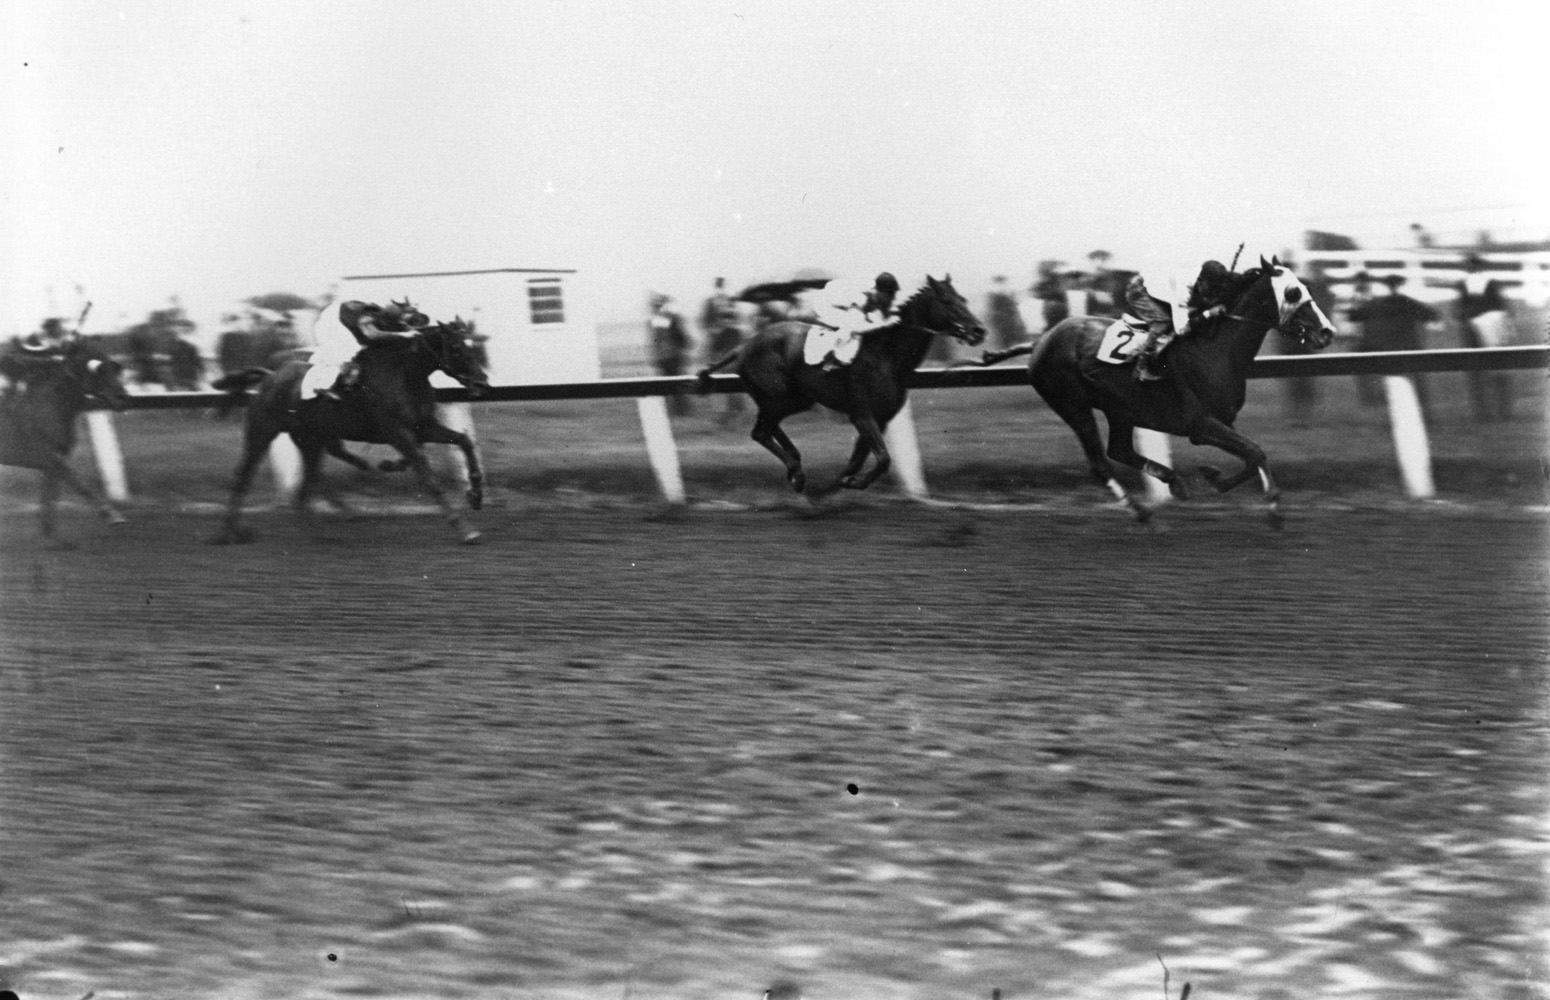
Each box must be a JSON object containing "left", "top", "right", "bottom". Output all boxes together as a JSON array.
[
  {"left": 0, "top": 340, "right": 131, "bottom": 544},
  {"left": 700, "top": 275, "right": 986, "bottom": 494},
  {"left": 211, "top": 318, "right": 490, "bottom": 545},
  {"left": 983, "top": 257, "right": 1335, "bottom": 527}
]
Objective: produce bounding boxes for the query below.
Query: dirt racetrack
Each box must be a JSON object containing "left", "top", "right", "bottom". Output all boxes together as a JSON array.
[{"left": 1, "top": 376, "right": 1548, "bottom": 1000}]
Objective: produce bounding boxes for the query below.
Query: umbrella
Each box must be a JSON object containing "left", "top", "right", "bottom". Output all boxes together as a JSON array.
[
  {"left": 245, "top": 291, "right": 317, "bottom": 313},
  {"left": 736, "top": 267, "right": 835, "bottom": 304}
]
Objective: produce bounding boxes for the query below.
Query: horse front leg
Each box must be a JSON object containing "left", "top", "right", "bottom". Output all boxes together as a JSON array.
[
  {"left": 839, "top": 414, "right": 889, "bottom": 490},
  {"left": 324, "top": 440, "right": 375, "bottom": 473},
  {"left": 419, "top": 421, "right": 485, "bottom": 510},
  {"left": 387, "top": 430, "right": 480, "bottom": 544},
  {"left": 751, "top": 413, "right": 805, "bottom": 492},
  {"left": 1188, "top": 419, "right": 1282, "bottom": 529}
]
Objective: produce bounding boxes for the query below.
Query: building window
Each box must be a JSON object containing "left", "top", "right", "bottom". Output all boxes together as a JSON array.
[{"left": 528, "top": 278, "right": 565, "bottom": 325}]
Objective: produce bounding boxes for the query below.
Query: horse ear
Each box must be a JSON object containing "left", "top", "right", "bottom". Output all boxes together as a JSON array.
[
  {"left": 1259, "top": 255, "right": 1269, "bottom": 270},
  {"left": 1271, "top": 254, "right": 1283, "bottom": 267}
]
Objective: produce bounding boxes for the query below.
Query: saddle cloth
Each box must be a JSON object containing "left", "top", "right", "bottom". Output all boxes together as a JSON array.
[
  {"left": 802, "top": 323, "right": 862, "bottom": 367},
  {"left": 1096, "top": 315, "right": 1149, "bottom": 365}
]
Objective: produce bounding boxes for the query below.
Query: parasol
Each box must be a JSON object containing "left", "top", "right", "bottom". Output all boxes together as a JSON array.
[
  {"left": 245, "top": 292, "right": 317, "bottom": 313},
  {"left": 736, "top": 267, "right": 835, "bottom": 304}
]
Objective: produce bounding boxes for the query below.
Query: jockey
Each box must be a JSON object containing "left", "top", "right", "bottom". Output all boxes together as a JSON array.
[
  {"left": 0, "top": 318, "right": 75, "bottom": 399},
  {"left": 1125, "top": 260, "right": 1235, "bottom": 382},
  {"left": 802, "top": 272, "right": 901, "bottom": 370},
  {"left": 305, "top": 300, "right": 421, "bottom": 401}
]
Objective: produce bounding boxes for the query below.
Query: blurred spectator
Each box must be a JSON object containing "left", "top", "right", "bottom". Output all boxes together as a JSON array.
[
  {"left": 985, "top": 275, "right": 1027, "bottom": 350},
  {"left": 648, "top": 293, "right": 693, "bottom": 416},
  {"left": 166, "top": 336, "right": 205, "bottom": 391},
  {"left": 1083, "top": 250, "right": 1122, "bottom": 318},
  {"left": 700, "top": 277, "right": 745, "bottom": 423},
  {"left": 1031, "top": 260, "right": 1068, "bottom": 331},
  {"left": 1455, "top": 254, "right": 1515, "bottom": 421},
  {"left": 1409, "top": 223, "right": 1435, "bottom": 249},
  {"left": 1348, "top": 273, "right": 1438, "bottom": 420},
  {"left": 126, "top": 323, "right": 160, "bottom": 386},
  {"left": 1277, "top": 261, "right": 1336, "bottom": 426},
  {"left": 1343, "top": 271, "right": 1379, "bottom": 405}
]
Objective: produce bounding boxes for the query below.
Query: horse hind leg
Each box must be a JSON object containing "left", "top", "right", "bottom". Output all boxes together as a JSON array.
[
  {"left": 212, "top": 426, "right": 277, "bottom": 544},
  {"left": 1104, "top": 418, "right": 1189, "bottom": 501},
  {"left": 751, "top": 412, "right": 805, "bottom": 492},
  {"left": 1055, "top": 403, "right": 1151, "bottom": 522}
]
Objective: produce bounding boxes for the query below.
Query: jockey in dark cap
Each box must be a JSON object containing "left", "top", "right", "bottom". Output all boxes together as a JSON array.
[
  {"left": 1125, "top": 260, "right": 1234, "bottom": 381},
  {"left": 0, "top": 317, "right": 77, "bottom": 401},
  {"left": 804, "top": 271, "right": 901, "bottom": 370},
  {"left": 304, "top": 298, "right": 425, "bottom": 401}
]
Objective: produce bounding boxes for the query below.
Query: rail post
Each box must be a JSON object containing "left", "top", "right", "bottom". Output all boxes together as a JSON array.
[
  {"left": 636, "top": 396, "right": 685, "bottom": 503},
  {"left": 885, "top": 400, "right": 928, "bottom": 499},
  {"left": 1383, "top": 375, "right": 1434, "bottom": 498},
  {"left": 85, "top": 410, "right": 130, "bottom": 503}
]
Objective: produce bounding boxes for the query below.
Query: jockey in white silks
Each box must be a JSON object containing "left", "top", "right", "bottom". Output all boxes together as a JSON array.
[
  {"left": 801, "top": 272, "right": 901, "bottom": 369},
  {"left": 299, "top": 300, "right": 418, "bottom": 400},
  {"left": 1123, "top": 260, "right": 1234, "bottom": 381}
]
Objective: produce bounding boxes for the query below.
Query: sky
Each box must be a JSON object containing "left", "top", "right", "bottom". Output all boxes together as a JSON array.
[{"left": 3, "top": 0, "right": 1547, "bottom": 340}]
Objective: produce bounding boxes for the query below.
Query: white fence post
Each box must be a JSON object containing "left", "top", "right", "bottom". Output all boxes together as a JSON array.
[
  {"left": 1134, "top": 428, "right": 1173, "bottom": 504},
  {"left": 268, "top": 435, "right": 303, "bottom": 501},
  {"left": 1383, "top": 375, "right": 1434, "bottom": 498},
  {"left": 636, "top": 396, "right": 685, "bottom": 503},
  {"left": 437, "top": 401, "right": 477, "bottom": 487},
  {"left": 85, "top": 410, "right": 130, "bottom": 503},
  {"left": 885, "top": 399, "right": 928, "bottom": 499}
]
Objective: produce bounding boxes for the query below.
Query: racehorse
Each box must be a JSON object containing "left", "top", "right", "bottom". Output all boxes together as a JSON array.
[
  {"left": 0, "top": 340, "right": 131, "bottom": 543},
  {"left": 211, "top": 318, "right": 490, "bottom": 545},
  {"left": 981, "top": 256, "right": 1336, "bottom": 527},
  {"left": 699, "top": 275, "right": 986, "bottom": 493}
]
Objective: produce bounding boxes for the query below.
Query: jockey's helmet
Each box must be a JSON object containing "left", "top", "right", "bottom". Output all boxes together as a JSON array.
[{"left": 874, "top": 272, "right": 900, "bottom": 294}]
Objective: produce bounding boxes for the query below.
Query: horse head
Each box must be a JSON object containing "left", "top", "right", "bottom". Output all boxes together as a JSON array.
[
  {"left": 901, "top": 275, "right": 987, "bottom": 347},
  {"left": 66, "top": 341, "right": 132, "bottom": 410},
  {"left": 422, "top": 317, "right": 490, "bottom": 396},
  {"left": 1255, "top": 255, "right": 1337, "bottom": 351}
]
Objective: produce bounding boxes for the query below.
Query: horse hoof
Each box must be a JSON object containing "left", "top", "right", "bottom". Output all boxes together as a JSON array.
[
  {"left": 1266, "top": 506, "right": 1285, "bottom": 531},
  {"left": 1168, "top": 480, "right": 1190, "bottom": 501},
  {"left": 105, "top": 511, "right": 128, "bottom": 526},
  {"left": 460, "top": 529, "right": 482, "bottom": 545},
  {"left": 466, "top": 489, "right": 484, "bottom": 511},
  {"left": 1131, "top": 503, "right": 1154, "bottom": 524},
  {"left": 788, "top": 471, "right": 806, "bottom": 493}
]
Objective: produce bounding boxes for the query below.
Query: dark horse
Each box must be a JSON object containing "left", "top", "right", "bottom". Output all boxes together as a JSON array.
[
  {"left": 699, "top": 275, "right": 986, "bottom": 493},
  {"left": 983, "top": 256, "right": 1336, "bottom": 527},
  {"left": 211, "top": 318, "right": 490, "bottom": 545},
  {"left": 0, "top": 340, "right": 131, "bottom": 543}
]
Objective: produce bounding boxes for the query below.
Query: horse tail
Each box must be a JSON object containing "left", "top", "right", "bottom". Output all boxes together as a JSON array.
[
  {"left": 972, "top": 340, "right": 1038, "bottom": 366},
  {"left": 210, "top": 368, "right": 269, "bottom": 418},
  {"left": 695, "top": 350, "right": 741, "bottom": 393}
]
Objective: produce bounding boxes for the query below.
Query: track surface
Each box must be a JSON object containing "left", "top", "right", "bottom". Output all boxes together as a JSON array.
[{"left": 1, "top": 498, "right": 1547, "bottom": 1000}]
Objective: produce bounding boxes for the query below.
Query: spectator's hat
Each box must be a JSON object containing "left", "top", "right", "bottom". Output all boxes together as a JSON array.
[
  {"left": 1381, "top": 273, "right": 1406, "bottom": 289},
  {"left": 1463, "top": 252, "right": 1486, "bottom": 270},
  {"left": 41, "top": 317, "right": 64, "bottom": 333},
  {"left": 649, "top": 292, "right": 670, "bottom": 308}
]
